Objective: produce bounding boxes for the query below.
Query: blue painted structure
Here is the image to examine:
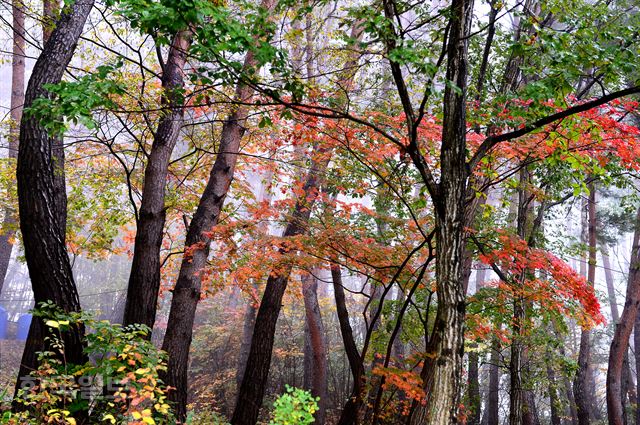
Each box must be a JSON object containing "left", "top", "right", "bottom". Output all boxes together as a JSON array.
[
  {"left": 16, "top": 313, "right": 31, "bottom": 341},
  {"left": 0, "top": 307, "right": 7, "bottom": 339}
]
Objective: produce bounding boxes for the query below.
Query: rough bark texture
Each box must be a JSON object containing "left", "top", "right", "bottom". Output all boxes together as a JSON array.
[
  {"left": 302, "top": 271, "right": 328, "bottom": 424},
  {"left": 123, "top": 30, "right": 192, "bottom": 330},
  {"left": 410, "top": 1, "right": 473, "bottom": 423},
  {"left": 607, "top": 206, "right": 640, "bottom": 425},
  {"left": 14, "top": 0, "right": 93, "bottom": 395},
  {"left": 0, "top": 0, "right": 25, "bottom": 294},
  {"left": 574, "top": 184, "right": 597, "bottom": 425}
]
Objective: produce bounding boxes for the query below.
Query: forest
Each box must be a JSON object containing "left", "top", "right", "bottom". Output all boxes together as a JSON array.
[{"left": 0, "top": 0, "right": 640, "bottom": 423}]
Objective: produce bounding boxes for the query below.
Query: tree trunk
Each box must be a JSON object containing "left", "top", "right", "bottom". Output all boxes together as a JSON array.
[
  {"left": 547, "top": 363, "right": 562, "bottom": 425},
  {"left": 123, "top": 30, "right": 192, "bottom": 330},
  {"left": 483, "top": 336, "right": 500, "bottom": 425},
  {"left": 574, "top": 183, "right": 597, "bottom": 425},
  {"left": 42, "top": 0, "right": 58, "bottom": 43},
  {"left": 606, "top": 206, "right": 640, "bottom": 425},
  {"left": 236, "top": 296, "right": 258, "bottom": 390},
  {"left": 14, "top": 0, "right": 93, "bottom": 397},
  {"left": 230, "top": 140, "right": 332, "bottom": 425},
  {"left": 408, "top": 1, "right": 473, "bottom": 423},
  {"left": 635, "top": 311, "right": 640, "bottom": 425},
  {"left": 159, "top": 2, "right": 278, "bottom": 418},
  {"left": 0, "top": 0, "right": 25, "bottom": 294},
  {"left": 604, "top": 251, "right": 636, "bottom": 420},
  {"left": 467, "top": 268, "right": 485, "bottom": 425},
  {"left": 302, "top": 271, "right": 328, "bottom": 424},
  {"left": 332, "top": 263, "right": 364, "bottom": 425}
]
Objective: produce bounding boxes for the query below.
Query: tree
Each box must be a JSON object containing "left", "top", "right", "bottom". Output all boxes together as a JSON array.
[
  {"left": 14, "top": 0, "right": 95, "bottom": 398},
  {"left": 158, "top": 1, "right": 277, "bottom": 420}
]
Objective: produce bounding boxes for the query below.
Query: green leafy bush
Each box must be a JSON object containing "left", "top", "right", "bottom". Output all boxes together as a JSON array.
[{"left": 269, "top": 386, "right": 318, "bottom": 425}]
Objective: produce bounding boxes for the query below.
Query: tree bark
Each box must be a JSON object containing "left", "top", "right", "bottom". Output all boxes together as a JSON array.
[
  {"left": 0, "top": 0, "right": 25, "bottom": 295},
  {"left": 407, "top": 0, "right": 473, "bottom": 421},
  {"left": 604, "top": 251, "right": 636, "bottom": 420},
  {"left": 574, "top": 183, "right": 597, "bottom": 425},
  {"left": 236, "top": 295, "right": 258, "bottom": 390},
  {"left": 332, "top": 263, "right": 364, "bottom": 425},
  {"left": 123, "top": 30, "right": 192, "bottom": 330},
  {"left": 42, "top": 0, "right": 58, "bottom": 44},
  {"left": 467, "top": 268, "right": 485, "bottom": 425},
  {"left": 483, "top": 336, "right": 500, "bottom": 425},
  {"left": 302, "top": 271, "right": 328, "bottom": 424},
  {"left": 607, "top": 206, "right": 640, "bottom": 425},
  {"left": 14, "top": 0, "right": 93, "bottom": 397}
]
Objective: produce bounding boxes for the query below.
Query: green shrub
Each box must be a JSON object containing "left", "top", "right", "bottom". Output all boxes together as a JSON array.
[{"left": 269, "top": 386, "right": 318, "bottom": 425}]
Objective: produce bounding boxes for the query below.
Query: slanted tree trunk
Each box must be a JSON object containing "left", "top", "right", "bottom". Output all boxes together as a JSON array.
[
  {"left": 604, "top": 248, "right": 636, "bottom": 417},
  {"left": 606, "top": 206, "right": 640, "bottom": 425},
  {"left": 332, "top": 262, "right": 364, "bottom": 425},
  {"left": 0, "top": 0, "right": 25, "bottom": 294},
  {"left": 14, "top": 0, "right": 94, "bottom": 397},
  {"left": 159, "top": 2, "right": 278, "bottom": 416},
  {"left": 123, "top": 30, "right": 192, "bottom": 330},
  {"left": 302, "top": 271, "right": 328, "bottom": 424},
  {"left": 574, "top": 182, "right": 597, "bottom": 425}
]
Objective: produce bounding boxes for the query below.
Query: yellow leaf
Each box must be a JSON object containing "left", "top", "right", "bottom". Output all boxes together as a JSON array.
[
  {"left": 131, "top": 412, "right": 142, "bottom": 420},
  {"left": 45, "top": 320, "right": 59, "bottom": 328}
]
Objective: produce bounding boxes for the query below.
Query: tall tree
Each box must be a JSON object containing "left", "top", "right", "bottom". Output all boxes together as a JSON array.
[
  {"left": 14, "top": 0, "right": 94, "bottom": 396},
  {"left": 574, "top": 182, "right": 598, "bottom": 425},
  {"left": 607, "top": 206, "right": 640, "bottom": 425},
  {"left": 160, "top": 0, "right": 277, "bottom": 419},
  {"left": 302, "top": 271, "right": 328, "bottom": 424},
  {"left": 122, "top": 30, "right": 192, "bottom": 329}
]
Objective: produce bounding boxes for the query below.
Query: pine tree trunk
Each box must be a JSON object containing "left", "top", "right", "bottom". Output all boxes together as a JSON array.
[
  {"left": 123, "top": 30, "right": 192, "bottom": 330},
  {"left": 14, "top": 0, "right": 93, "bottom": 398},
  {"left": 606, "top": 206, "right": 640, "bottom": 425}
]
